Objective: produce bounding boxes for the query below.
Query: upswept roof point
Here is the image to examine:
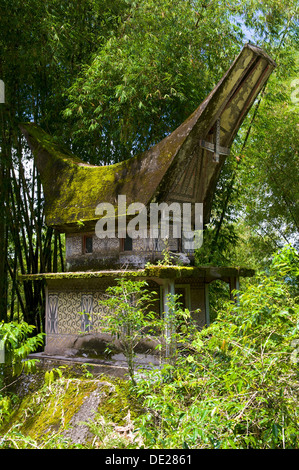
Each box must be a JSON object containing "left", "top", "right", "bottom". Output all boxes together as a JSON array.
[{"left": 20, "top": 43, "right": 276, "bottom": 232}]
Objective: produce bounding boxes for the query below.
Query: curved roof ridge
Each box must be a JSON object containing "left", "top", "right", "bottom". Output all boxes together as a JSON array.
[{"left": 20, "top": 43, "right": 276, "bottom": 231}]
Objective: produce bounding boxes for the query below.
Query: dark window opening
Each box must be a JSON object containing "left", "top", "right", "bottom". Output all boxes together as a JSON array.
[
  {"left": 83, "top": 235, "right": 93, "bottom": 254},
  {"left": 175, "top": 288, "right": 186, "bottom": 309},
  {"left": 171, "top": 238, "right": 182, "bottom": 253},
  {"left": 120, "top": 235, "right": 133, "bottom": 251}
]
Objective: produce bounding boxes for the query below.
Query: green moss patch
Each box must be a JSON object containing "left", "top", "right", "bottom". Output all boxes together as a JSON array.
[
  {"left": 5, "top": 377, "right": 98, "bottom": 442},
  {"left": 0, "top": 369, "right": 143, "bottom": 449},
  {"left": 19, "top": 265, "right": 254, "bottom": 282},
  {"left": 20, "top": 122, "right": 185, "bottom": 231}
]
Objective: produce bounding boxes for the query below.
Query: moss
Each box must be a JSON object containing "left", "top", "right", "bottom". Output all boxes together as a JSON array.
[
  {"left": 95, "top": 377, "right": 142, "bottom": 425},
  {"left": 20, "top": 45, "right": 276, "bottom": 233},
  {"left": 18, "top": 266, "right": 196, "bottom": 282},
  {"left": 6, "top": 377, "right": 99, "bottom": 442},
  {"left": 18, "top": 269, "right": 146, "bottom": 281},
  {"left": 1, "top": 370, "right": 143, "bottom": 448},
  {"left": 18, "top": 265, "right": 254, "bottom": 282},
  {"left": 19, "top": 118, "right": 191, "bottom": 231},
  {"left": 19, "top": 124, "right": 157, "bottom": 228}
]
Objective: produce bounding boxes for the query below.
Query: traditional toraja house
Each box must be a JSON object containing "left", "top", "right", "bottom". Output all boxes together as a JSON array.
[{"left": 20, "top": 44, "right": 276, "bottom": 359}]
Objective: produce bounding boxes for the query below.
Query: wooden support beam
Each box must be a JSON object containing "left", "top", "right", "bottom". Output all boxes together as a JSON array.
[
  {"left": 204, "top": 283, "right": 210, "bottom": 326},
  {"left": 162, "top": 279, "right": 176, "bottom": 359},
  {"left": 199, "top": 119, "right": 230, "bottom": 162},
  {"left": 229, "top": 276, "right": 240, "bottom": 305}
]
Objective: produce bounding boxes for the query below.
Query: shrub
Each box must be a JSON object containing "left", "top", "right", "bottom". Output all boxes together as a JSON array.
[
  {"left": 97, "top": 279, "right": 159, "bottom": 384},
  {"left": 0, "top": 321, "right": 44, "bottom": 428},
  {"left": 134, "top": 246, "right": 299, "bottom": 448}
]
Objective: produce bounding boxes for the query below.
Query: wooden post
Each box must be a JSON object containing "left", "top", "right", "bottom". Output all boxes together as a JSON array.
[
  {"left": 204, "top": 283, "right": 210, "bottom": 326},
  {"left": 163, "top": 279, "right": 175, "bottom": 359},
  {"left": 230, "top": 276, "right": 240, "bottom": 305},
  {"left": 45, "top": 285, "right": 49, "bottom": 346}
]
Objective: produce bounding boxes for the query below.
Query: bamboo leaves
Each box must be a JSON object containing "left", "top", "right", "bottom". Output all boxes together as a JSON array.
[
  {"left": 64, "top": 0, "right": 243, "bottom": 163},
  {"left": 0, "top": 321, "right": 44, "bottom": 377},
  {"left": 134, "top": 247, "right": 299, "bottom": 448}
]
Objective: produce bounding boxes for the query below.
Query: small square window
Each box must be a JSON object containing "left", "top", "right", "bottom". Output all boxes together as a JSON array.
[
  {"left": 120, "top": 235, "right": 133, "bottom": 251},
  {"left": 83, "top": 235, "right": 93, "bottom": 254}
]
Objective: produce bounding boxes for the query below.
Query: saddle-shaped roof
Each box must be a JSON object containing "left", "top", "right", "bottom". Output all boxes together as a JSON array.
[{"left": 20, "top": 43, "right": 276, "bottom": 233}]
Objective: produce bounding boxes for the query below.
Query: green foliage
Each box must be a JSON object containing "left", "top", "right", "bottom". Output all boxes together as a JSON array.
[
  {"left": 0, "top": 321, "right": 44, "bottom": 377},
  {"left": 0, "top": 395, "right": 13, "bottom": 429},
  {"left": 195, "top": 223, "right": 239, "bottom": 266},
  {"left": 236, "top": 69, "right": 299, "bottom": 248},
  {"left": 44, "top": 367, "right": 65, "bottom": 387},
  {"left": 207, "top": 279, "right": 231, "bottom": 323},
  {"left": 156, "top": 239, "right": 173, "bottom": 267},
  {"left": 64, "top": 0, "right": 243, "bottom": 163},
  {"left": 97, "top": 277, "right": 199, "bottom": 382},
  {"left": 133, "top": 247, "right": 299, "bottom": 448},
  {"left": 97, "top": 279, "right": 159, "bottom": 384},
  {"left": 162, "top": 292, "right": 199, "bottom": 365},
  {"left": 0, "top": 321, "right": 44, "bottom": 429}
]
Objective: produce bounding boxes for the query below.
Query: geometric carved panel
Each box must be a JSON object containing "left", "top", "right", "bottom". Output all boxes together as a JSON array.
[
  {"left": 47, "top": 294, "right": 58, "bottom": 334},
  {"left": 47, "top": 290, "right": 107, "bottom": 336},
  {"left": 80, "top": 294, "right": 93, "bottom": 333},
  {"left": 57, "top": 292, "right": 81, "bottom": 335}
]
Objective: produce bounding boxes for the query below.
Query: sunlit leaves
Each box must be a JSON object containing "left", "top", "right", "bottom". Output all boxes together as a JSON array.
[
  {"left": 134, "top": 247, "right": 299, "bottom": 448},
  {"left": 236, "top": 68, "right": 299, "bottom": 249},
  {"left": 0, "top": 321, "right": 44, "bottom": 377},
  {"left": 96, "top": 279, "right": 159, "bottom": 384},
  {"left": 64, "top": 0, "right": 243, "bottom": 163}
]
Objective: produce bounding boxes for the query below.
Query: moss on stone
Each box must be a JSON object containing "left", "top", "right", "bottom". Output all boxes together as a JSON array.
[
  {"left": 18, "top": 265, "right": 254, "bottom": 282},
  {"left": 1, "top": 377, "right": 92, "bottom": 442},
  {"left": 95, "top": 377, "right": 142, "bottom": 425},
  {"left": 1, "top": 370, "right": 143, "bottom": 448}
]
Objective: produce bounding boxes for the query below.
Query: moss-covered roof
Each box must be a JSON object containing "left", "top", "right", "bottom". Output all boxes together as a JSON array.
[
  {"left": 20, "top": 44, "right": 276, "bottom": 232},
  {"left": 19, "top": 265, "right": 254, "bottom": 282}
]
